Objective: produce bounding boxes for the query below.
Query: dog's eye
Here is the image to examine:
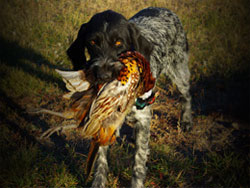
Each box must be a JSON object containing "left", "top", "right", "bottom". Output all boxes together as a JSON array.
[
  {"left": 115, "top": 40, "right": 122, "bottom": 47},
  {"left": 90, "top": 40, "right": 96, "bottom": 45}
]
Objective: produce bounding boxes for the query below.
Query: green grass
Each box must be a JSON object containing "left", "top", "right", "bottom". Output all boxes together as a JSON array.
[
  {"left": 0, "top": 135, "right": 78, "bottom": 187},
  {"left": 0, "top": 0, "right": 249, "bottom": 187},
  {"left": 200, "top": 152, "right": 249, "bottom": 187}
]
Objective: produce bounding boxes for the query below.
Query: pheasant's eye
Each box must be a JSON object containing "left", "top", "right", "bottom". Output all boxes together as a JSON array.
[{"left": 115, "top": 40, "right": 122, "bottom": 47}]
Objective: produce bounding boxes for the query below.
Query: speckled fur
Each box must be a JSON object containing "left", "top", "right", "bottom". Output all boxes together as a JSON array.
[
  {"left": 91, "top": 7, "right": 192, "bottom": 188},
  {"left": 130, "top": 7, "right": 192, "bottom": 128}
]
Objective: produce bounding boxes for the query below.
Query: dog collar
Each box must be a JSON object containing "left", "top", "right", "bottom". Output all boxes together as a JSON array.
[{"left": 135, "top": 91, "right": 157, "bottom": 110}]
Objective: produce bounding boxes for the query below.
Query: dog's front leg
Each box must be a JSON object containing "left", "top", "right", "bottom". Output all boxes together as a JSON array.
[
  {"left": 91, "top": 145, "right": 109, "bottom": 188},
  {"left": 130, "top": 106, "right": 151, "bottom": 188}
]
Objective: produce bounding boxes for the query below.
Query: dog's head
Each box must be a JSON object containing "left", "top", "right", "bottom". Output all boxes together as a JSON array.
[{"left": 67, "top": 10, "right": 152, "bottom": 83}]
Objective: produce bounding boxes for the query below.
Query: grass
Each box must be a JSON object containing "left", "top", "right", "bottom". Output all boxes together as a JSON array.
[{"left": 0, "top": 0, "right": 249, "bottom": 187}]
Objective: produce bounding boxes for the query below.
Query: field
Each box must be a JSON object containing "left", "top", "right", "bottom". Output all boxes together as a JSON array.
[{"left": 0, "top": 0, "right": 249, "bottom": 187}]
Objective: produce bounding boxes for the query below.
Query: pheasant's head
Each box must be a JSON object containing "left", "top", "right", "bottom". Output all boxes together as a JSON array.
[{"left": 117, "top": 51, "right": 156, "bottom": 93}]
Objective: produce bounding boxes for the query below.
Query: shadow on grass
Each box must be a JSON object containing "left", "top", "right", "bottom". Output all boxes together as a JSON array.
[
  {"left": 191, "top": 70, "right": 250, "bottom": 124},
  {"left": 0, "top": 36, "right": 90, "bottom": 186},
  {"left": 190, "top": 70, "right": 250, "bottom": 157},
  {"left": 0, "top": 36, "right": 64, "bottom": 89},
  {"left": 0, "top": 88, "right": 89, "bottom": 185}
]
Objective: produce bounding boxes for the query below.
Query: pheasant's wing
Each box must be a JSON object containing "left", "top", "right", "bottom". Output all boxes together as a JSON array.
[
  {"left": 69, "top": 88, "right": 96, "bottom": 122},
  {"left": 83, "top": 85, "right": 124, "bottom": 180},
  {"left": 79, "top": 80, "right": 126, "bottom": 139},
  {"left": 55, "top": 69, "right": 90, "bottom": 99}
]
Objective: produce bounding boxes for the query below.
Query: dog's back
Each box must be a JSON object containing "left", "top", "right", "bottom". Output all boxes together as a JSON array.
[
  {"left": 130, "top": 7, "right": 189, "bottom": 78},
  {"left": 130, "top": 7, "right": 192, "bottom": 131}
]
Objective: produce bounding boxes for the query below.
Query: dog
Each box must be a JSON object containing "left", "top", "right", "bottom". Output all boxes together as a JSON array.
[{"left": 67, "top": 7, "right": 192, "bottom": 188}]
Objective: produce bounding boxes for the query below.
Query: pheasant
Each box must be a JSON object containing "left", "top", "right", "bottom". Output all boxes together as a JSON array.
[{"left": 34, "top": 51, "right": 156, "bottom": 180}]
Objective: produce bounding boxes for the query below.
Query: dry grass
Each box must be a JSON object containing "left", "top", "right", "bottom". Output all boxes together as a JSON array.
[{"left": 0, "top": 0, "right": 249, "bottom": 187}]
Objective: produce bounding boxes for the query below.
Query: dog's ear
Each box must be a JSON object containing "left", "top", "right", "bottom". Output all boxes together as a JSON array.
[
  {"left": 128, "top": 22, "right": 153, "bottom": 61},
  {"left": 67, "top": 24, "right": 87, "bottom": 70}
]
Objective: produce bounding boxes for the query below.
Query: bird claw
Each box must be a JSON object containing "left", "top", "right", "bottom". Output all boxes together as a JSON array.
[
  {"left": 39, "top": 124, "right": 79, "bottom": 140},
  {"left": 26, "top": 108, "right": 43, "bottom": 114},
  {"left": 27, "top": 108, "right": 67, "bottom": 119},
  {"left": 39, "top": 126, "right": 62, "bottom": 139}
]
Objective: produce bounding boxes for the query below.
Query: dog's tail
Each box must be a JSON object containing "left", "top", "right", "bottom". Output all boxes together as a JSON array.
[{"left": 85, "top": 140, "right": 100, "bottom": 182}]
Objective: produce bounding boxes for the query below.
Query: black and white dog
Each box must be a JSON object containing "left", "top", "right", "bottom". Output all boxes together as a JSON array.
[{"left": 67, "top": 7, "right": 192, "bottom": 188}]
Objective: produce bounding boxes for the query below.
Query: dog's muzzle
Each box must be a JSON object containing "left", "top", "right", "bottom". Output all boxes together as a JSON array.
[{"left": 90, "top": 57, "right": 124, "bottom": 83}]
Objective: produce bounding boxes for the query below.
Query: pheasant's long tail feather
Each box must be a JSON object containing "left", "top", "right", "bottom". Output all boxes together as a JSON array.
[{"left": 85, "top": 140, "right": 100, "bottom": 182}]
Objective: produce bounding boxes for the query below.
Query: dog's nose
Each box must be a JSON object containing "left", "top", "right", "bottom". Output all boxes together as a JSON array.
[
  {"left": 90, "top": 57, "right": 123, "bottom": 83},
  {"left": 97, "top": 74, "right": 110, "bottom": 80}
]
